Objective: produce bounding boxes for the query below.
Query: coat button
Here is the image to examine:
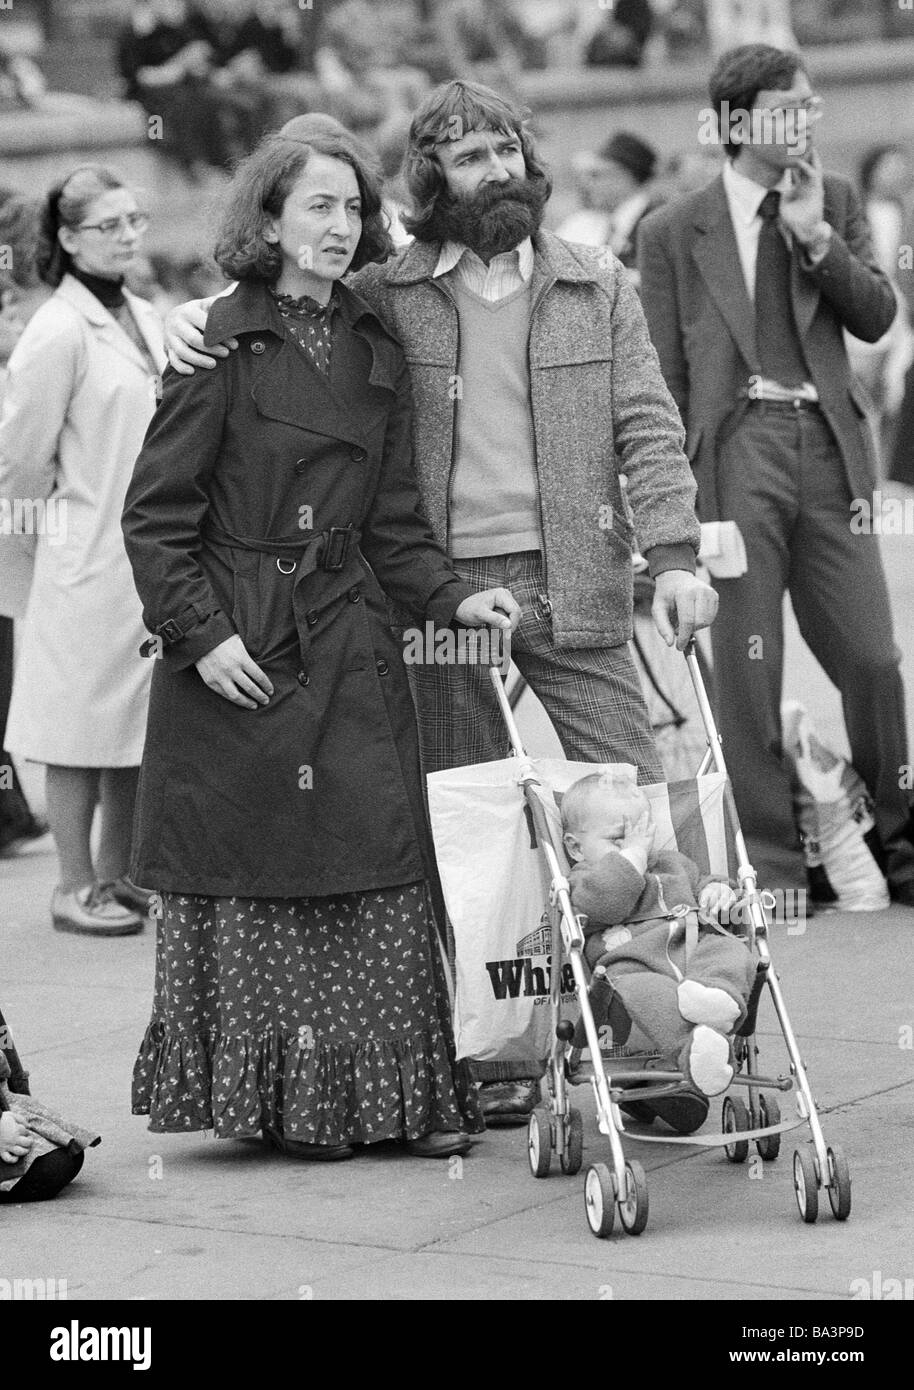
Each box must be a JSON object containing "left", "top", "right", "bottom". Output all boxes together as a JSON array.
[
  {"left": 294, "top": 458, "right": 308, "bottom": 475},
  {"left": 306, "top": 609, "right": 318, "bottom": 627},
  {"left": 297, "top": 670, "right": 310, "bottom": 687},
  {"left": 348, "top": 587, "right": 360, "bottom": 603},
  {"left": 376, "top": 659, "right": 389, "bottom": 676},
  {"left": 251, "top": 340, "right": 266, "bottom": 354},
  {"left": 350, "top": 446, "right": 367, "bottom": 462}
]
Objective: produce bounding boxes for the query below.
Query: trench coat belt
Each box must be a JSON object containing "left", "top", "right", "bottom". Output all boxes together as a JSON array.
[
  {"left": 202, "top": 521, "right": 362, "bottom": 573},
  {"left": 202, "top": 521, "right": 363, "bottom": 666}
]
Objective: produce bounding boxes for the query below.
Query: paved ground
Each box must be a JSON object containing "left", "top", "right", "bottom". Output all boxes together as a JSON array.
[{"left": 2, "top": 489, "right": 913, "bottom": 1301}]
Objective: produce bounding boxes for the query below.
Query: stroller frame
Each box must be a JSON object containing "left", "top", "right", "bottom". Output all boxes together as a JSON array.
[{"left": 487, "top": 643, "right": 852, "bottom": 1237}]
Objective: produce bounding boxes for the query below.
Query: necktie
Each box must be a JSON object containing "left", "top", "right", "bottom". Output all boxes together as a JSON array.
[{"left": 755, "top": 189, "right": 809, "bottom": 388}]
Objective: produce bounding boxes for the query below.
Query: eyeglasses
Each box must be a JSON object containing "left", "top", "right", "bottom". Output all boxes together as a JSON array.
[
  {"left": 763, "top": 95, "right": 823, "bottom": 122},
  {"left": 75, "top": 212, "right": 149, "bottom": 236}
]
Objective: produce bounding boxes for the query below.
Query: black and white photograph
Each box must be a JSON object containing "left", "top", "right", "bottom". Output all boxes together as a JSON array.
[{"left": 0, "top": 0, "right": 912, "bottom": 1344}]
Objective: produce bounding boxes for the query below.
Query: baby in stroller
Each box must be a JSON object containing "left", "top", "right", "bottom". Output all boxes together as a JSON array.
[{"left": 561, "top": 772, "right": 758, "bottom": 1132}]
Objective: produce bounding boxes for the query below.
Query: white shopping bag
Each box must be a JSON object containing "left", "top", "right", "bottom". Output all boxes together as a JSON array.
[
  {"left": 428, "top": 758, "right": 635, "bottom": 1065},
  {"left": 782, "top": 702, "right": 889, "bottom": 911}
]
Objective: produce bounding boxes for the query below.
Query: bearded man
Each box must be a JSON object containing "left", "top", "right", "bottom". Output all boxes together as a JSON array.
[{"left": 163, "top": 83, "right": 716, "bottom": 1123}]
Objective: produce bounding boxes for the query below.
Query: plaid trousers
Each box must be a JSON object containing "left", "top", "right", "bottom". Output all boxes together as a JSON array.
[{"left": 411, "top": 551, "right": 663, "bottom": 1083}]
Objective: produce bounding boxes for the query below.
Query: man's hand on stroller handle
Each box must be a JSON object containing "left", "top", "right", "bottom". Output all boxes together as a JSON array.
[
  {"left": 455, "top": 587, "right": 521, "bottom": 631},
  {"left": 651, "top": 570, "right": 718, "bottom": 651}
]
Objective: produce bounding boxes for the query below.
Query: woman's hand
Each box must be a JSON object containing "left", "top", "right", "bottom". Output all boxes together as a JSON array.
[
  {"left": 165, "top": 297, "right": 235, "bottom": 374},
  {"left": 195, "top": 635, "right": 274, "bottom": 709},
  {"left": 0, "top": 1111, "right": 33, "bottom": 1163},
  {"left": 454, "top": 587, "right": 521, "bottom": 631}
]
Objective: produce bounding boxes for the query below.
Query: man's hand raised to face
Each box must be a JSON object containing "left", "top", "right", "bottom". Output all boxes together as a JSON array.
[
  {"left": 165, "top": 296, "right": 236, "bottom": 373},
  {"left": 651, "top": 569, "right": 718, "bottom": 651}
]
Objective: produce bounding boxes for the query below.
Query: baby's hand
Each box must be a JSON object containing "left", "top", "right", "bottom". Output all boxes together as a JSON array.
[
  {"left": 699, "top": 881, "right": 737, "bottom": 920},
  {"left": 0, "top": 1111, "right": 34, "bottom": 1163},
  {"left": 621, "top": 809, "right": 655, "bottom": 862}
]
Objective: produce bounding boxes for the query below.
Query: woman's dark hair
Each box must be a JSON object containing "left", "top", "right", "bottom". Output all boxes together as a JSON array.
[
  {"left": 858, "top": 143, "right": 902, "bottom": 200},
  {"left": 708, "top": 44, "right": 806, "bottom": 159},
  {"left": 213, "top": 130, "right": 393, "bottom": 282},
  {"left": 35, "top": 165, "right": 126, "bottom": 286},
  {"left": 402, "top": 79, "right": 552, "bottom": 241}
]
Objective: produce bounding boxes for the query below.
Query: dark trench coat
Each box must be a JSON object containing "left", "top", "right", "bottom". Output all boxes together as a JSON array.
[{"left": 122, "top": 278, "right": 473, "bottom": 897}]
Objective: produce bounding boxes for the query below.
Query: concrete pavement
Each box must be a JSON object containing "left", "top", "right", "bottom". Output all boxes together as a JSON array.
[{"left": 2, "top": 492, "right": 913, "bottom": 1301}]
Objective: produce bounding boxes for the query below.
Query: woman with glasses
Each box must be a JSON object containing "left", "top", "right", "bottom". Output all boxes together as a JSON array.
[{"left": 0, "top": 164, "right": 165, "bottom": 935}]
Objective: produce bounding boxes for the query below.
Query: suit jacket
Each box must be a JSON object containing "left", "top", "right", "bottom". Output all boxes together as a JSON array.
[{"left": 638, "top": 171, "right": 897, "bottom": 521}]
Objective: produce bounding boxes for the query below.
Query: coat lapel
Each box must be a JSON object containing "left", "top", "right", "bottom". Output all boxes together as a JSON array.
[
  {"left": 250, "top": 337, "right": 370, "bottom": 448},
  {"left": 690, "top": 178, "right": 759, "bottom": 372},
  {"left": 56, "top": 275, "right": 161, "bottom": 376}
]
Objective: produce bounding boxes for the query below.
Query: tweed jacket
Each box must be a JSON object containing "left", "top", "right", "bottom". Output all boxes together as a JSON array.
[{"left": 350, "top": 229, "right": 700, "bottom": 649}]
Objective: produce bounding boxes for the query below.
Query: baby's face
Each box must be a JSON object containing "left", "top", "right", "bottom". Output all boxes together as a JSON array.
[{"left": 566, "top": 788, "right": 651, "bottom": 865}]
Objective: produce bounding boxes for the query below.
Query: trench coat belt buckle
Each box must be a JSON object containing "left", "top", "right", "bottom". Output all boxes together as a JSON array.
[{"left": 202, "top": 522, "right": 361, "bottom": 574}]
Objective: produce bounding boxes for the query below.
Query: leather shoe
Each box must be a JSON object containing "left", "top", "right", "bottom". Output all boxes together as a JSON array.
[
  {"left": 405, "top": 1132, "right": 472, "bottom": 1158},
  {"left": 262, "top": 1127, "right": 355, "bottom": 1161},
  {"left": 51, "top": 883, "right": 143, "bottom": 937},
  {"left": 99, "top": 876, "right": 157, "bottom": 915},
  {"left": 480, "top": 1079, "right": 540, "bottom": 1126}
]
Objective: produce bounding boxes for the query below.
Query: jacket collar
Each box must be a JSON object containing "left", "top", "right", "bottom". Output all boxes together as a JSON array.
[
  {"left": 690, "top": 172, "right": 822, "bottom": 358},
  {"left": 55, "top": 273, "right": 165, "bottom": 373},
  {"left": 204, "top": 276, "right": 384, "bottom": 346},
  {"left": 381, "top": 228, "right": 599, "bottom": 287},
  {"left": 56, "top": 272, "right": 121, "bottom": 325}
]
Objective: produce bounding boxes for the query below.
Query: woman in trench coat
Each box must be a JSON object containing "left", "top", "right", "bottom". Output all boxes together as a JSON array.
[
  {"left": 0, "top": 165, "right": 165, "bottom": 935},
  {"left": 122, "top": 124, "right": 518, "bottom": 1160}
]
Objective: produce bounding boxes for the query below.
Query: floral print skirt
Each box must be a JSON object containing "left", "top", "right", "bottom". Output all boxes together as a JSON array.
[{"left": 132, "top": 880, "right": 482, "bottom": 1144}]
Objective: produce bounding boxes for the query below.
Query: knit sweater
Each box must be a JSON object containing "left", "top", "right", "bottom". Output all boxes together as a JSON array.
[{"left": 447, "top": 277, "right": 541, "bottom": 558}]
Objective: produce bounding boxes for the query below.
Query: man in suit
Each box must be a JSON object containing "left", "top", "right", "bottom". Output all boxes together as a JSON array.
[{"left": 639, "top": 43, "right": 914, "bottom": 905}]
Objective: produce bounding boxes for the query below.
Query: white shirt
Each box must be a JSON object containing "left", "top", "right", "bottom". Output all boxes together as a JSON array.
[
  {"left": 433, "top": 237, "right": 534, "bottom": 302},
  {"left": 722, "top": 158, "right": 792, "bottom": 303},
  {"left": 722, "top": 159, "right": 819, "bottom": 399}
]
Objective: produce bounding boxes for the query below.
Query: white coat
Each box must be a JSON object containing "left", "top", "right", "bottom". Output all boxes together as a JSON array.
[{"left": 0, "top": 274, "right": 165, "bottom": 765}]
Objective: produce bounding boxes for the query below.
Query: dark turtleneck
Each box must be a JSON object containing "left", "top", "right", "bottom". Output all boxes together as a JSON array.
[{"left": 68, "top": 263, "right": 126, "bottom": 311}]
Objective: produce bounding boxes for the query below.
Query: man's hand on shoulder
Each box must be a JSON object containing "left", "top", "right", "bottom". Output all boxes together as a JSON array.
[
  {"left": 165, "top": 295, "right": 236, "bottom": 374},
  {"left": 652, "top": 569, "right": 718, "bottom": 650}
]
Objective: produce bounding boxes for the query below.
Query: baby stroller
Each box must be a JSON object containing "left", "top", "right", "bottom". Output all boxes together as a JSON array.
[{"left": 478, "top": 646, "right": 852, "bottom": 1239}]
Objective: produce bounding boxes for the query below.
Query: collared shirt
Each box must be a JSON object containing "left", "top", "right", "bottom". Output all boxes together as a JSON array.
[
  {"left": 433, "top": 237, "right": 534, "bottom": 302},
  {"left": 722, "top": 158, "right": 793, "bottom": 303},
  {"left": 722, "top": 160, "right": 818, "bottom": 400}
]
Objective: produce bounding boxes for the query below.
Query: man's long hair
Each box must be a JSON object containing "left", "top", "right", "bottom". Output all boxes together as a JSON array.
[{"left": 403, "top": 80, "right": 552, "bottom": 242}]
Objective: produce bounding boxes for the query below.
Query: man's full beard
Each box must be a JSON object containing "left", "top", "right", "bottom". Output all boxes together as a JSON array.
[{"left": 419, "top": 173, "right": 550, "bottom": 259}]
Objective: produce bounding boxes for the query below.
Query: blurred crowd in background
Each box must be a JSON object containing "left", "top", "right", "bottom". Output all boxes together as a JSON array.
[
  {"left": 1, "top": 3, "right": 914, "bottom": 865},
  {"left": 3, "top": 2, "right": 914, "bottom": 468}
]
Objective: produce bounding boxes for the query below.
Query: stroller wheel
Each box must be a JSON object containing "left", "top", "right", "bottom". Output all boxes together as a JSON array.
[
  {"left": 722, "top": 1096, "right": 750, "bottom": 1163},
  {"left": 560, "top": 1107, "right": 584, "bottom": 1176},
  {"left": 618, "top": 1159, "right": 649, "bottom": 1235},
  {"left": 756, "top": 1094, "right": 782, "bottom": 1162},
  {"left": 584, "top": 1163, "right": 615, "bottom": 1239},
  {"left": 527, "top": 1108, "right": 552, "bottom": 1179},
  {"left": 793, "top": 1147, "right": 819, "bottom": 1223},
  {"left": 826, "top": 1144, "right": 852, "bottom": 1221}
]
